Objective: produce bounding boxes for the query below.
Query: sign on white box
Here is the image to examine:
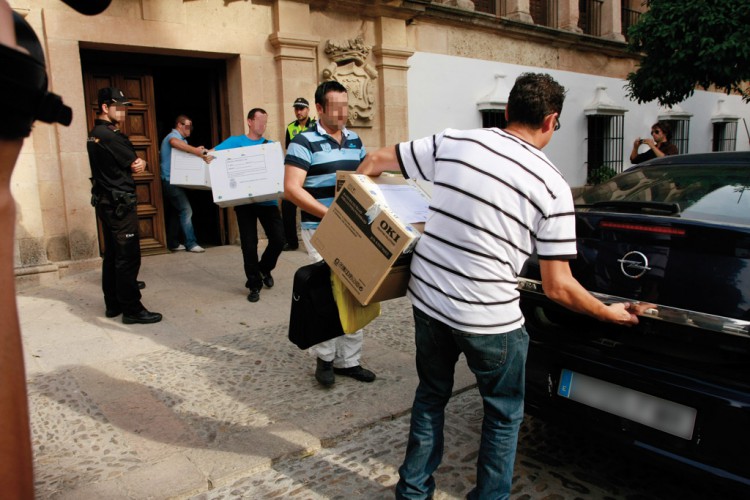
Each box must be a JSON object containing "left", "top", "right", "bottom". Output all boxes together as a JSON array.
[
  {"left": 170, "top": 149, "right": 211, "bottom": 190},
  {"left": 208, "top": 142, "right": 285, "bottom": 207}
]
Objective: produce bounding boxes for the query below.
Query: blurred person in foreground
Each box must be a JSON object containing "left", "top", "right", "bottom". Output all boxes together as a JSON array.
[
  {"left": 1, "top": 0, "right": 109, "bottom": 495},
  {"left": 358, "top": 73, "right": 643, "bottom": 499}
]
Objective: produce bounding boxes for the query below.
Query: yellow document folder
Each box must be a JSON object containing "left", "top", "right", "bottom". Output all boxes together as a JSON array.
[{"left": 331, "top": 273, "right": 381, "bottom": 334}]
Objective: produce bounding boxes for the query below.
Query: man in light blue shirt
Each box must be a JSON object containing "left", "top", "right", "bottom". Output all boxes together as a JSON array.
[
  {"left": 214, "top": 108, "right": 284, "bottom": 303},
  {"left": 160, "top": 115, "right": 209, "bottom": 253}
]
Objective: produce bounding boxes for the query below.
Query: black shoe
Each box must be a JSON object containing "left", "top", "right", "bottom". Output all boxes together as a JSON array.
[
  {"left": 333, "top": 365, "right": 376, "bottom": 383},
  {"left": 315, "top": 358, "right": 335, "bottom": 387},
  {"left": 282, "top": 243, "right": 298, "bottom": 251},
  {"left": 122, "top": 309, "right": 162, "bottom": 324},
  {"left": 105, "top": 308, "right": 122, "bottom": 318},
  {"left": 247, "top": 289, "right": 260, "bottom": 302},
  {"left": 137, "top": 281, "right": 146, "bottom": 290},
  {"left": 259, "top": 271, "right": 274, "bottom": 288}
]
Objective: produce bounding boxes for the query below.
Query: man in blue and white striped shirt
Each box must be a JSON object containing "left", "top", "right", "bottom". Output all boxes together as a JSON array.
[
  {"left": 284, "top": 81, "right": 376, "bottom": 387},
  {"left": 359, "top": 73, "right": 640, "bottom": 500}
]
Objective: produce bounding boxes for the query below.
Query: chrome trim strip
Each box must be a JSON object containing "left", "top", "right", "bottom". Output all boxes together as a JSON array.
[{"left": 517, "top": 278, "right": 750, "bottom": 339}]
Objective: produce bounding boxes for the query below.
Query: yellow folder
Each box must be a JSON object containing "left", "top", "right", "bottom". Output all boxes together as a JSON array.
[{"left": 331, "top": 273, "right": 381, "bottom": 334}]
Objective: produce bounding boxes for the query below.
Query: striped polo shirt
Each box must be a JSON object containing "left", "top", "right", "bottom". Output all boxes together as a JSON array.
[
  {"left": 396, "top": 127, "right": 577, "bottom": 334},
  {"left": 284, "top": 122, "right": 366, "bottom": 229}
]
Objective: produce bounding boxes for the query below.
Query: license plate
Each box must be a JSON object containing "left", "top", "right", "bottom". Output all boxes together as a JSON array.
[{"left": 558, "top": 369, "right": 697, "bottom": 440}]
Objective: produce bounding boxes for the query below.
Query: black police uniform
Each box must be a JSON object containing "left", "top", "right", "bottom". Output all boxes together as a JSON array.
[{"left": 87, "top": 119, "right": 144, "bottom": 315}]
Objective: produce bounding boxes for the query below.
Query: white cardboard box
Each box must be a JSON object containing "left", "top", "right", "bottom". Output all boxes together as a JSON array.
[
  {"left": 170, "top": 149, "right": 211, "bottom": 190},
  {"left": 311, "top": 173, "right": 431, "bottom": 305},
  {"left": 209, "top": 142, "right": 285, "bottom": 207}
]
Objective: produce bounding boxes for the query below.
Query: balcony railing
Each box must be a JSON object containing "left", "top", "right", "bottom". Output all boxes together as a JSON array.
[
  {"left": 530, "top": 0, "right": 558, "bottom": 28},
  {"left": 621, "top": 1, "right": 642, "bottom": 41},
  {"left": 474, "top": 0, "right": 507, "bottom": 16},
  {"left": 578, "top": 0, "right": 603, "bottom": 36}
]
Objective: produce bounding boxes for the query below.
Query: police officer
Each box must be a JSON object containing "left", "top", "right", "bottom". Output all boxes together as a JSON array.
[
  {"left": 281, "top": 97, "right": 316, "bottom": 251},
  {"left": 87, "top": 87, "right": 162, "bottom": 324}
]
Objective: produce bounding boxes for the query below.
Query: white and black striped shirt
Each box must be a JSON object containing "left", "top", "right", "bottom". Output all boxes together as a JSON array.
[{"left": 396, "top": 128, "right": 577, "bottom": 334}]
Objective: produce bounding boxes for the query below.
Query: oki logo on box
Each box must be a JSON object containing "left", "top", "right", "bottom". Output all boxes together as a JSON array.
[{"left": 379, "top": 220, "right": 401, "bottom": 243}]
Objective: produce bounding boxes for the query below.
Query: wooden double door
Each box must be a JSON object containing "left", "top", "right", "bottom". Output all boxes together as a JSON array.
[{"left": 82, "top": 54, "right": 228, "bottom": 255}]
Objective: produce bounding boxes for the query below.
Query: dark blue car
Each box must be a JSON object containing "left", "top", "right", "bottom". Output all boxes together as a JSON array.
[{"left": 519, "top": 151, "right": 750, "bottom": 488}]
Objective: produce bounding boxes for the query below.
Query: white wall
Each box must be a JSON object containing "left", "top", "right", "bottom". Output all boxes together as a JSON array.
[{"left": 407, "top": 52, "right": 750, "bottom": 187}]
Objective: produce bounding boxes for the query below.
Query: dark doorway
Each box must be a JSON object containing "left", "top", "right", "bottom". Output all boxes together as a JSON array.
[
  {"left": 81, "top": 50, "right": 230, "bottom": 250},
  {"left": 153, "top": 62, "right": 228, "bottom": 247}
]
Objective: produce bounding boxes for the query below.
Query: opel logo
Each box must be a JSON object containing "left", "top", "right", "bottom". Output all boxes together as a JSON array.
[{"left": 618, "top": 251, "right": 651, "bottom": 279}]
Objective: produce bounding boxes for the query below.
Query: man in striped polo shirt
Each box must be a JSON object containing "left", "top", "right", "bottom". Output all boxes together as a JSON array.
[
  {"left": 284, "top": 81, "right": 376, "bottom": 387},
  {"left": 358, "top": 73, "right": 640, "bottom": 499}
]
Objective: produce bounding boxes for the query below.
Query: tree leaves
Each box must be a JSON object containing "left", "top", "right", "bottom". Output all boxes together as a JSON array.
[{"left": 626, "top": 0, "right": 750, "bottom": 106}]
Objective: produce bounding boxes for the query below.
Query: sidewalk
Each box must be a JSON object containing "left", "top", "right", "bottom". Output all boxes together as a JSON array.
[{"left": 17, "top": 244, "right": 476, "bottom": 499}]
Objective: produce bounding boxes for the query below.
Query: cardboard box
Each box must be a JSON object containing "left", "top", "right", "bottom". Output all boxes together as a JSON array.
[
  {"left": 311, "top": 173, "right": 431, "bottom": 305},
  {"left": 170, "top": 149, "right": 211, "bottom": 190},
  {"left": 209, "top": 142, "right": 284, "bottom": 207}
]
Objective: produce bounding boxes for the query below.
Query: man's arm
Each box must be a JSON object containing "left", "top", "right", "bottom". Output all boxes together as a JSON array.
[
  {"left": 169, "top": 137, "right": 206, "bottom": 158},
  {"left": 357, "top": 145, "right": 399, "bottom": 176},
  {"left": 283, "top": 165, "right": 329, "bottom": 219},
  {"left": 539, "top": 259, "right": 640, "bottom": 325}
]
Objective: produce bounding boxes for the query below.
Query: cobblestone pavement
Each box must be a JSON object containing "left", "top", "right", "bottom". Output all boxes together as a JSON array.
[
  {"left": 17, "top": 245, "right": 746, "bottom": 499},
  {"left": 192, "top": 387, "right": 746, "bottom": 500}
]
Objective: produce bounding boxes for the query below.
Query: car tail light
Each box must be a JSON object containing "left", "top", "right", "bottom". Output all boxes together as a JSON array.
[{"left": 600, "top": 221, "right": 686, "bottom": 236}]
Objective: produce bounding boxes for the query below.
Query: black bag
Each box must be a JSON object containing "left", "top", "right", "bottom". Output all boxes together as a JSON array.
[{"left": 288, "top": 261, "right": 345, "bottom": 349}]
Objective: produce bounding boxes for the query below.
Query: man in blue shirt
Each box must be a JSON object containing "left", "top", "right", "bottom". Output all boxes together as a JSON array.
[
  {"left": 214, "top": 108, "right": 284, "bottom": 303},
  {"left": 160, "top": 115, "right": 209, "bottom": 253},
  {"left": 284, "top": 81, "right": 376, "bottom": 386}
]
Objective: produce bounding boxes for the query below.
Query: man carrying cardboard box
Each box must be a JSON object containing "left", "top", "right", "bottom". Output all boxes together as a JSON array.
[
  {"left": 358, "top": 73, "right": 641, "bottom": 499},
  {"left": 284, "top": 81, "right": 376, "bottom": 387},
  {"left": 214, "top": 108, "right": 285, "bottom": 303},
  {"left": 160, "top": 114, "right": 211, "bottom": 253}
]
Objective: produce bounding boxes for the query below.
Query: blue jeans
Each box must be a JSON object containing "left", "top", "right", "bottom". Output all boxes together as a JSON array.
[
  {"left": 396, "top": 307, "right": 529, "bottom": 500},
  {"left": 163, "top": 183, "right": 198, "bottom": 250}
]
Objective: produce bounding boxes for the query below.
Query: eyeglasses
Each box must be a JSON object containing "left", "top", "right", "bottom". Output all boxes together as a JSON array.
[{"left": 554, "top": 116, "right": 561, "bottom": 131}]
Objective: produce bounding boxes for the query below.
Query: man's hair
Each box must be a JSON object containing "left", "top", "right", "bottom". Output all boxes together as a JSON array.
[
  {"left": 247, "top": 108, "right": 267, "bottom": 120},
  {"left": 315, "top": 81, "right": 347, "bottom": 110},
  {"left": 507, "top": 73, "right": 566, "bottom": 129},
  {"left": 653, "top": 121, "right": 672, "bottom": 141},
  {"left": 175, "top": 114, "right": 190, "bottom": 127}
]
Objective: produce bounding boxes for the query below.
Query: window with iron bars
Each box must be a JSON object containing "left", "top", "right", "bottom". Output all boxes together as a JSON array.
[
  {"left": 480, "top": 110, "right": 507, "bottom": 129},
  {"left": 712, "top": 122, "right": 737, "bottom": 152},
  {"left": 661, "top": 119, "right": 690, "bottom": 155},
  {"left": 578, "top": 0, "right": 603, "bottom": 36},
  {"left": 530, "top": 0, "right": 558, "bottom": 28},
  {"left": 587, "top": 115, "right": 624, "bottom": 183},
  {"left": 621, "top": 0, "right": 641, "bottom": 41},
  {"left": 473, "top": 0, "right": 507, "bottom": 16}
]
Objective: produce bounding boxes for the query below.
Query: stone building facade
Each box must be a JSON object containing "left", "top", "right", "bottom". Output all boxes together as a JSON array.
[{"left": 10, "top": 0, "right": 723, "bottom": 285}]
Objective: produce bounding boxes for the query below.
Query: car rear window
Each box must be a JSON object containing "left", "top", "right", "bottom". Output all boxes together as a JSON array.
[{"left": 575, "top": 166, "right": 750, "bottom": 226}]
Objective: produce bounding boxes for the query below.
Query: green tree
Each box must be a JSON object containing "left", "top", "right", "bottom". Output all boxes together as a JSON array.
[{"left": 626, "top": 0, "right": 750, "bottom": 106}]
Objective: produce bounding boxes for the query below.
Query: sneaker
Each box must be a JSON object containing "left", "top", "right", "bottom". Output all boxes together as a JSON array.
[
  {"left": 333, "top": 365, "right": 376, "bottom": 383},
  {"left": 282, "top": 243, "right": 298, "bottom": 251},
  {"left": 188, "top": 245, "right": 205, "bottom": 253},
  {"left": 170, "top": 244, "right": 186, "bottom": 251},
  {"left": 247, "top": 289, "right": 260, "bottom": 302},
  {"left": 259, "top": 271, "right": 274, "bottom": 288},
  {"left": 315, "top": 358, "right": 335, "bottom": 387}
]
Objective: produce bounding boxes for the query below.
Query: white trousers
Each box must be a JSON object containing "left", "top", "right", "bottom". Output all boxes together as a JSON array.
[{"left": 301, "top": 228, "right": 363, "bottom": 368}]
